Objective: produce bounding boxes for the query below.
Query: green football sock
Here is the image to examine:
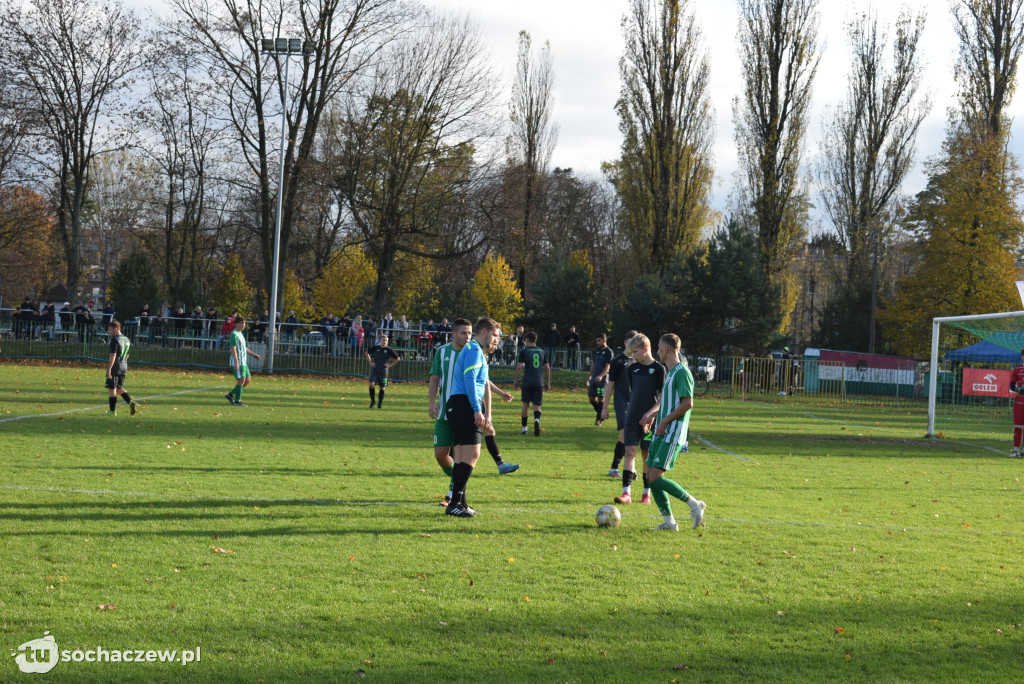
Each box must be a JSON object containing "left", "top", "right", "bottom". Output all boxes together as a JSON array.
[
  {"left": 441, "top": 464, "right": 454, "bottom": 477},
  {"left": 652, "top": 488, "right": 672, "bottom": 516},
  {"left": 650, "top": 476, "right": 691, "bottom": 517},
  {"left": 233, "top": 385, "right": 243, "bottom": 401}
]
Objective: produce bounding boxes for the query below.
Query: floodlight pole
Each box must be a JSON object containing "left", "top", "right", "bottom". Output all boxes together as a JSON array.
[{"left": 260, "top": 37, "right": 315, "bottom": 374}]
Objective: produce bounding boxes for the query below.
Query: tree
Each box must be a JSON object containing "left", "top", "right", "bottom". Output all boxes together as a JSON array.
[
  {"left": 470, "top": 254, "right": 523, "bottom": 327},
  {"left": 507, "top": 30, "right": 558, "bottom": 297},
  {"left": 953, "top": 0, "right": 1024, "bottom": 139},
  {"left": 678, "top": 219, "right": 782, "bottom": 355},
  {"left": 881, "top": 122, "right": 1023, "bottom": 357},
  {"left": 527, "top": 251, "right": 608, "bottom": 339},
  {"left": 212, "top": 253, "right": 256, "bottom": 316},
  {"left": 168, "top": 0, "right": 405, "bottom": 311},
  {"left": 109, "top": 252, "right": 160, "bottom": 320},
  {"left": 734, "top": 0, "right": 821, "bottom": 327},
  {"left": 0, "top": 0, "right": 144, "bottom": 297},
  {"left": 818, "top": 8, "right": 929, "bottom": 287},
  {"left": 137, "top": 36, "right": 228, "bottom": 310},
  {"left": 333, "top": 12, "right": 500, "bottom": 317},
  {"left": 311, "top": 246, "right": 375, "bottom": 316},
  {"left": 614, "top": 0, "right": 714, "bottom": 269},
  {"left": 0, "top": 186, "right": 57, "bottom": 304}
]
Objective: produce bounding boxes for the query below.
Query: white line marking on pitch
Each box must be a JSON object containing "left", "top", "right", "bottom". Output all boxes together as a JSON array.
[
  {"left": 1, "top": 485, "right": 1018, "bottom": 537},
  {"left": 692, "top": 433, "right": 751, "bottom": 462},
  {"left": 0, "top": 385, "right": 227, "bottom": 424}
]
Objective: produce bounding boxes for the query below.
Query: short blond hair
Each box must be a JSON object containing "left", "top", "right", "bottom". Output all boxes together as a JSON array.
[{"left": 625, "top": 333, "right": 650, "bottom": 354}]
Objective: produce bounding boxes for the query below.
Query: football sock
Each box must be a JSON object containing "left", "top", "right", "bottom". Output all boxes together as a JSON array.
[
  {"left": 642, "top": 472, "right": 650, "bottom": 490},
  {"left": 485, "top": 436, "right": 503, "bottom": 465},
  {"left": 1015, "top": 427, "right": 1022, "bottom": 448},
  {"left": 369, "top": 387, "right": 376, "bottom": 406},
  {"left": 234, "top": 385, "right": 244, "bottom": 402},
  {"left": 593, "top": 400, "right": 602, "bottom": 417},
  {"left": 451, "top": 462, "right": 474, "bottom": 506},
  {"left": 650, "top": 475, "right": 692, "bottom": 511},
  {"left": 533, "top": 410, "right": 541, "bottom": 423},
  {"left": 651, "top": 486, "right": 672, "bottom": 516},
  {"left": 621, "top": 469, "right": 635, "bottom": 493},
  {"left": 441, "top": 464, "right": 454, "bottom": 477},
  {"left": 108, "top": 397, "right": 117, "bottom": 411},
  {"left": 121, "top": 393, "right": 132, "bottom": 404},
  {"left": 377, "top": 388, "right": 385, "bottom": 407},
  {"left": 521, "top": 416, "right": 528, "bottom": 427},
  {"left": 611, "top": 442, "right": 624, "bottom": 470}
]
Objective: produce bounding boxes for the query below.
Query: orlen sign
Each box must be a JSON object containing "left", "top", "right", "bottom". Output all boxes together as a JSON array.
[{"left": 961, "top": 368, "right": 1011, "bottom": 397}]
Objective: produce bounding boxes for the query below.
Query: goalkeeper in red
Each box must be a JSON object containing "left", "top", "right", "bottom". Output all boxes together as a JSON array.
[
  {"left": 647, "top": 333, "right": 706, "bottom": 530},
  {"left": 1009, "top": 348, "right": 1024, "bottom": 457}
]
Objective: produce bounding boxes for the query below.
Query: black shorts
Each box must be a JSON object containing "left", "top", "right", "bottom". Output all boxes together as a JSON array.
[
  {"left": 614, "top": 393, "right": 630, "bottom": 431},
  {"left": 105, "top": 374, "right": 126, "bottom": 390},
  {"left": 520, "top": 384, "right": 544, "bottom": 406},
  {"left": 623, "top": 420, "right": 653, "bottom": 449},
  {"left": 445, "top": 394, "right": 482, "bottom": 446},
  {"left": 369, "top": 368, "right": 389, "bottom": 386},
  {"left": 588, "top": 378, "right": 606, "bottom": 399}
]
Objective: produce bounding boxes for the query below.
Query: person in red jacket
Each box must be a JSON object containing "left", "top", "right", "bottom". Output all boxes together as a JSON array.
[{"left": 1009, "top": 348, "right": 1024, "bottom": 458}]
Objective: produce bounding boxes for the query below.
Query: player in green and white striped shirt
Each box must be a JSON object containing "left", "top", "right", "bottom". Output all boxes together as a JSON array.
[
  {"left": 428, "top": 318, "right": 519, "bottom": 506},
  {"left": 646, "top": 333, "right": 705, "bottom": 531},
  {"left": 226, "top": 317, "right": 261, "bottom": 406}
]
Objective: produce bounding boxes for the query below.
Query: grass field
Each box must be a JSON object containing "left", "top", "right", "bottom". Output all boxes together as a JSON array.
[{"left": 2, "top": 362, "right": 1024, "bottom": 682}]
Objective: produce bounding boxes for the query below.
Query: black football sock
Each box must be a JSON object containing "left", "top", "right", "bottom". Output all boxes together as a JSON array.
[
  {"left": 621, "top": 469, "right": 635, "bottom": 489},
  {"left": 642, "top": 472, "right": 651, "bottom": 490},
  {"left": 369, "top": 387, "right": 376, "bottom": 405},
  {"left": 611, "top": 441, "right": 625, "bottom": 470},
  {"left": 592, "top": 399, "right": 602, "bottom": 416},
  {"left": 121, "top": 393, "right": 132, "bottom": 404},
  {"left": 521, "top": 416, "right": 527, "bottom": 427},
  {"left": 485, "top": 436, "right": 503, "bottom": 465},
  {"left": 533, "top": 410, "right": 541, "bottom": 423},
  {"left": 377, "top": 388, "right": 385, "bottom": 407},
  {"left": 451, "top": 462, "right": 474, "bottom": 506},
  {"left": 108, "top": 397, "right": 117, "bottom": 411}
]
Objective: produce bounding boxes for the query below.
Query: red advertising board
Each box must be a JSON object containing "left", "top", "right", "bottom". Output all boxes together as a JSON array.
[{"left": 961, "top": 368, "right": 1011, "bottom": 397}]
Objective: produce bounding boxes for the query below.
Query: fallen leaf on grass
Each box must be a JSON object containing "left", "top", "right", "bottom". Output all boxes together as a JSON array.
[
  {"left": 834, "top": 627, "right": 844, "bottom": 634},
  {"left": 212, "top": 547, "right": 234, "bottom": 554},
  {"left": 97, "top": 604, "right": 117, "bottom": 610}
]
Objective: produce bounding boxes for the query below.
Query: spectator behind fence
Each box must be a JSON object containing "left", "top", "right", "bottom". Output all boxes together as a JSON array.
[
  {"left": 395, "top": 314, "right": 410, "bottom": 346},
  {"left": 416, "top": 326, "right": 432, "bottom": 359},
  {"left": 543, "top": 323, "right": 561, "bottom": 368},
  {"left": 283, "top": 311, "right": 298, "bottom": 352},
  {"left": 59, "top": 302, "right": 73, "bottom": 332},
  {"left": 216, "top": 315, "right": 235, "bottom": 348},
  {"left": 350, "top": 315, "right": 364, "bottom": 352},
  {"left": 380, "top": 312, "right": 394, "bottom": 337},
  {"left": 438, "top": 318, "right": 452, "bottom": 344},
  {"left": 563, "top": 325, "right": 581, "bottom": 371},
  {"left": 256, "top": 310, "right": 269, "bottom": 343},
  {"left": 320, "top": 312, "right": 337, "bottom": 355},
  {"left": 205, "top": 306, "right": 219, "bottom": 348},
  {"left": 102, "top": 301, "right": 115, "bottom": 327}
]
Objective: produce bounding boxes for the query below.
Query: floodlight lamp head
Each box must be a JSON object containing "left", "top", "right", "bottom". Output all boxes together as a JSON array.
[
  {"left": 261, "top": 38, "right": 274, "bottom": 52},
  {"left": 288, "top": 38, "right": 301, "bottom": 53},
  {"left": 275, "top": 37, "right": 288, "bottom": 52},
  {"left": 302, "top": 40, "right": 317, "bottom": 55}
]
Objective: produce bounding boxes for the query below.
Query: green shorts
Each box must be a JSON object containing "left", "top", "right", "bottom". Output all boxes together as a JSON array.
[
  {"left": 433, "top": 418, "right": 454, "bottom": 449},
  {"left": 646, "top": 436, "right": 684, "bottom": 471},
  {"left": 234, "top": 364, "right": 251, "bottom": 380}
]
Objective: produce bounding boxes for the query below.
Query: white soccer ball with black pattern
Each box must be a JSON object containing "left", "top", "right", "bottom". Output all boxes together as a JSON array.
[{"left": 595, "top": 504, "right": 621, "bottom": 528}]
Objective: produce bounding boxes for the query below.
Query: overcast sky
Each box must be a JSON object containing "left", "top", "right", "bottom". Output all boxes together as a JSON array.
[{"left": 423, "top": 0, "right": 1021, "bottom": 228}]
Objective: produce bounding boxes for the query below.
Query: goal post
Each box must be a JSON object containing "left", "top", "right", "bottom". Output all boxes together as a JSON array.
[{"left": 928, "top": 310, "right": 1024, "bottom": 439}]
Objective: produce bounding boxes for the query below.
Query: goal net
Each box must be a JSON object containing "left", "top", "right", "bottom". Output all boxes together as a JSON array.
[{"left": 928, "top": 311, "right": 1024, "bottom": 447}]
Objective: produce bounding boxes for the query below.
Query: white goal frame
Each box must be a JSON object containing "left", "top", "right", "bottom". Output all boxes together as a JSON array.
[{"left": 928, "top": 310, "right": 1024, "bottom": 437}]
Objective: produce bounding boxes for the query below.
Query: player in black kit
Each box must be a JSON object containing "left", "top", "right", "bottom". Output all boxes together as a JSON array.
[
  {"left": 587, "top": 333, "right": 613, "bottom": 426},
  {"left": 600, "top": 330, "right": 637, "bottom": 477},
  {"left": 613, "top": 333, "right": 665, "bottom": 505},
  {"left": 513, "top": 331, "right": 551, "bottom": 435},
  {"left": 365, "top": 333, "right": 400, "bottom": 408}
]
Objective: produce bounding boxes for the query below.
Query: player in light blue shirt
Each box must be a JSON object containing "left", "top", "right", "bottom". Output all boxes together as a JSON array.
[{"left": 444, "top": 317, "right": 502, "bottom": 517}]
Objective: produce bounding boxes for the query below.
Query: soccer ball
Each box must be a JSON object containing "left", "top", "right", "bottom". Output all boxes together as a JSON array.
[{"left": 595, "top": 504, "right": 621, "bottom": 528}]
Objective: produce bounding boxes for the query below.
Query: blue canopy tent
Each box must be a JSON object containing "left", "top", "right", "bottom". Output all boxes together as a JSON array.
[{"left": 944, "top": 340, "right": 1022, "bottom": 364}]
